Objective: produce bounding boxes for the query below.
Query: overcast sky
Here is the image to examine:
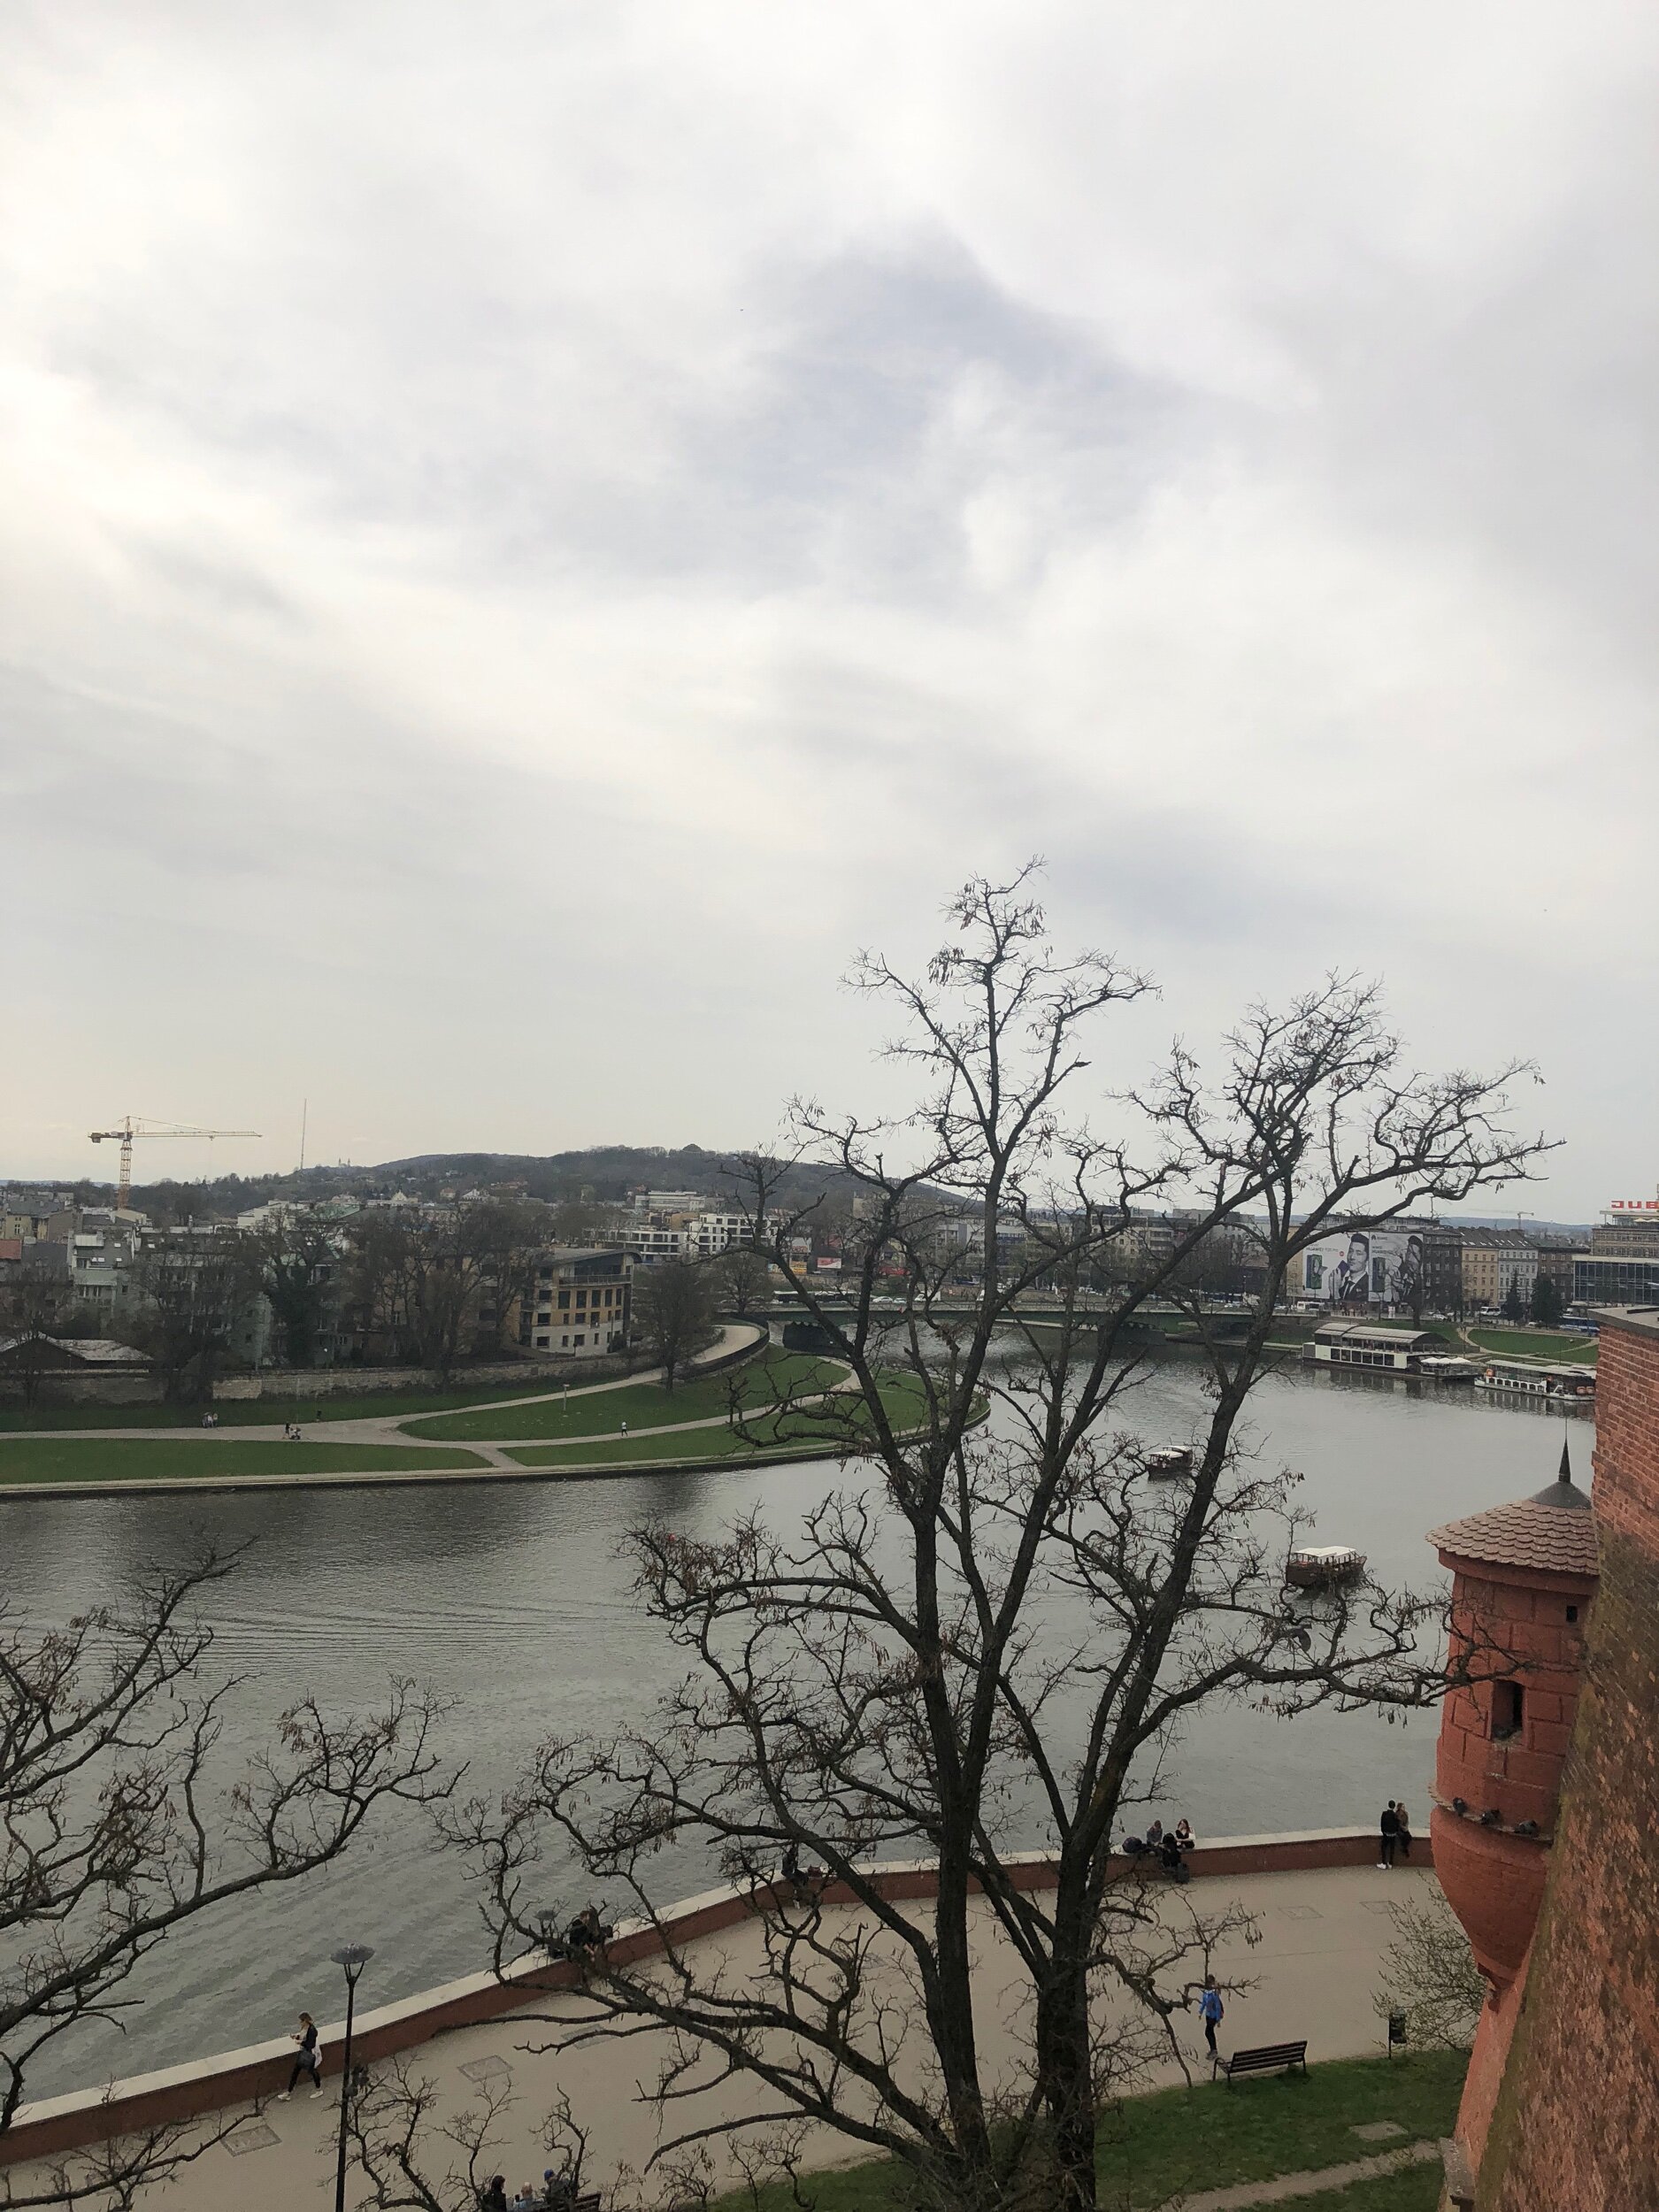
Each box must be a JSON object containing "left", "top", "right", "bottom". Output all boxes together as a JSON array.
[{"left": 2, "top": 3, "right": 1654, "bottom": 1213}]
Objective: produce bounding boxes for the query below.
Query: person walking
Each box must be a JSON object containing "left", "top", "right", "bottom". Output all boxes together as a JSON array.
[
  {"left": 1379, "top": 1800, "right": 1400, "bottom": 1868},
  {"left": 480, "top": 2178, "right": 508, "bottom": 2212},
  {"left": 276, "top": 2011, "right": 324, "bottom": 2099},
  {"left": 1199, "top": 1978, "right": 1225, "bottom": 2062},
  {"left": 1395, "top": 1801, "right": 1413, "bottom": 1861}
]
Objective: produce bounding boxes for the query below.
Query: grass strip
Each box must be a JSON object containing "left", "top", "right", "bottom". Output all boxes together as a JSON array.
[
  {"left": 0, "top": 1372, "right": 645, "bottom": 1433},
  {"left": 704, "top": 2048, "right": 1466, "bottom": 2210},
  {"left": 1256, "top": 2159, "right": 1444, "bottom": 2210},
  {"left": 0, "top": 1438, "right": 488, "bottom": 1486},
  {"left": 403, "top": 1348, "right": 843, "bottom": 1441},
  {"left": 505, "top": 1379, "right": 929, "bottom": 1468}
]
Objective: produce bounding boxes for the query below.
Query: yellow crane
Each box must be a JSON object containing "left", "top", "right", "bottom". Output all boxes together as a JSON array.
[{"left": 88, "top": 1116, "right": 262, "bottom": 1211}]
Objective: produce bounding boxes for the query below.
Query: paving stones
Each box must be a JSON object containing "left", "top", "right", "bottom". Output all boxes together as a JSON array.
[
  {"left": 1351, "top": 2119, "right": 1408, "bottom": 2142},
  {"left": 225, "top": 2120, "right": 280, "bottom": 2156}
]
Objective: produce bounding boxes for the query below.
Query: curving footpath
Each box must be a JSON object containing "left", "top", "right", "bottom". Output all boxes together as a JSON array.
[
  {"left": 0, "top": 1325, "right": 800, "bottom": 1499},
  {"left": 0, "top": 1830, "right": 1444, "bottom": 2207}
]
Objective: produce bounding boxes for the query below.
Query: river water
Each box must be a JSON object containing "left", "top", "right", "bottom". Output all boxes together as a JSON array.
[{"left": 3, "top": 1360, "right": 1587, "bottom": 2096}]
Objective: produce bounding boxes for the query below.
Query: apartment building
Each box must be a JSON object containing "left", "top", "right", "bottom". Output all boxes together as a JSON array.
[
  {"left": 518, "top": 1248, "right": 633, "bottom": 1355},
  {"left": 620, "top": 1208, "right": 771, "bottom": 1263},
  {"left": 1459, "top": 1229, "right": 1538, "bottom": 1311}
]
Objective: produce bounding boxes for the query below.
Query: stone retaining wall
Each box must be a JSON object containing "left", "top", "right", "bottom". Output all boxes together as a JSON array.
[{"left": 0, "top": 1824, "right": 1430, "bottom": 2169}]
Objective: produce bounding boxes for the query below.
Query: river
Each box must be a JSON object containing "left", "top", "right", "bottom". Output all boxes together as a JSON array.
[{"left": 2, "top": 1359, "right": 1587, "bottom": 2096}]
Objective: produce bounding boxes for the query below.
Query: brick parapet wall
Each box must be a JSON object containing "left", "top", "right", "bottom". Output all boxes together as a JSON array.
[
  {"left": 1471, "top": 1314, "right": 1659, "bottom": 2211},
  {"left": 0, "top": 1827, "right": 1425, "bottom": 2170},
  {"left": 1591, "top": 1320, "right": 1659, "bottom": 1558}
]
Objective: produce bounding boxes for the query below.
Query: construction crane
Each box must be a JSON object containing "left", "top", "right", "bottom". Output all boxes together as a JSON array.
[{"left": 88, "top": 1116, "right": 262, "bottom": 1211}]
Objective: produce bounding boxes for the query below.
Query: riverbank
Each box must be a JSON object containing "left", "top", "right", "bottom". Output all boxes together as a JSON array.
[{"left": 0, "top": 1333, "right": 941, "bottom": 1498}]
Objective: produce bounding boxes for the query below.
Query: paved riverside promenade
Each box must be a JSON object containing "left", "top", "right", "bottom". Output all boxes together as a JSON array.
[{"left": 3, "top": 1832, "right": 1440, "bottom": 2209}]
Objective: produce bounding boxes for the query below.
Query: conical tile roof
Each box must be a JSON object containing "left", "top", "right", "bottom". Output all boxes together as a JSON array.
[{"left": 1430, "top": 1440, "right": 1600, "bottom": 1578}]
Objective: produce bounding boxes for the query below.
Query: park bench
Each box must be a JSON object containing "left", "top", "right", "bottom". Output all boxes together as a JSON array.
[{"left": 1217, "top": 2039, "right": 1308, "bottom": 2084}]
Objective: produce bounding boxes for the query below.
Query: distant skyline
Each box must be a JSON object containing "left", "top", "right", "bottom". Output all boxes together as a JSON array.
[{"left": 3, "top": 4, "right": 1654, "bottom": 1215}]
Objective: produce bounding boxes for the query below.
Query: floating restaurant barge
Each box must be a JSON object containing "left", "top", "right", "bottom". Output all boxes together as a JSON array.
[{"left": 1307, "top": 1321, "right": 1442, "bottom": 1372}]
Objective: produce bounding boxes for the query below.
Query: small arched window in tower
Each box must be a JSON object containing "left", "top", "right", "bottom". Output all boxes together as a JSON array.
[{"left": 1492, "top": 1680, "right": 1525, "bottom": 1742}]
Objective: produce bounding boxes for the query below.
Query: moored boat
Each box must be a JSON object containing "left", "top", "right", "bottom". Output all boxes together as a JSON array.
[
  {"left": 1285, "top": 1544, "right": 1367, "bottom": 1589},
  {"left": 1146, "top": 1447, "right": 1194, "bottom": 1480},
  {"left": 1474, "top": 1359, "right": 1595, "bottom": 1406}
]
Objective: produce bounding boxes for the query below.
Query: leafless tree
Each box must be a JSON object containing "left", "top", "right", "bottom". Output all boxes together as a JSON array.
[
  {"left": 119, "top": 1232, "right": 248, "bottom": 1404},
  {"left": 465, "top": 1201, "right": 554, "bottom": 1355},
  {"left": 344, "top": 1214, "right": 495, "bottom": 1382},
  {"left": 1, "top": 1551, "right": 453, "bottom": 2208},
  {"left": 344, "top": 2060, "right": 592, "bottom": 2211},
  {"left": 0, "top": 1260, "right": 70, "bottom": 1411},
  {"left": 439, "top": 868, "right": 1548, "bottom": 2211},
  {"left": 247, "top": 1218, "right": 341, "bottom": 1370},
  {"left": 712, "top": 1246, "right": 774, "bottom": 1323},
  {"left": 1373, "top": 1891, "right": 1485, "bottom": 2051},
  {"left": 632, "top": 1260, "right": 718, "bottom": 1392}
]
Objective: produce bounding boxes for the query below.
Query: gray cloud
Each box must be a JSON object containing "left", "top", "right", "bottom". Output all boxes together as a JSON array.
[{"left": 1, "top": 2, "right": 1653, "bottom": 1209}]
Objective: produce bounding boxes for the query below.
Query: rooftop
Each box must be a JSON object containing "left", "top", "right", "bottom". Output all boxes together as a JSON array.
[
  {"left": 1314, "top": 1321, "right": 1437, "bottom": 1343},
  {"left": 1595, "top": 1304, "right": 1659, "bottom": 1341},
  {"left": 1431, "top": 1442, "right": 1600, "bottom": 1579}
]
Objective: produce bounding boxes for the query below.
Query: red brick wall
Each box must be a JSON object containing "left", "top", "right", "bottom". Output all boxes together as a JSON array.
[
  {"left": 1476, "top": 1317, "right": 1659, "bottom": 2212},
  {"left": 1435, "top": 1560, "right": 1593, "bottom": 1839}
]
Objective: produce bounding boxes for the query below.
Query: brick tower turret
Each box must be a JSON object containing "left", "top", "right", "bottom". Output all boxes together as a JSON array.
[{"left": 1427, "top": 1440, "right": 1598, "bottom": 1993}]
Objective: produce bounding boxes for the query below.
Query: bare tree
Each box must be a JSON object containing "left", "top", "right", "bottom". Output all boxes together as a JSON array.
[
  {"left": 1373, "top": 1892, "right": 1485, "bottom": 2051},
  {"left": 1, "top": 1552, "right": 452, "bottom": 2208},
  {"left": 442, "top": 869, "right": 1547, "bottom": 2211},
  {"left": 344, "top": 2060, "right": 592, "bottom": 2211},
  {"left": 0, "top": 1259, "right": 69, "bottom": 1410},
  {"left": 464, "top": 1200, "right": 553, "bottom": 1355},
  {"left": 343, "top": 1215, "right": 493, "bottom": 1383},
  {"left": 119, "top": 1232, "right": 248, "bottom": 1404},
  {"left": 712, "top": 1245, "right": 774, "bottom": 1323},
  {"left": 248, "top": 1218, "right": 340, "bottom": 1370},
  {"left": 632, "top": 1259, "right": 718, "bottom": 1391}
]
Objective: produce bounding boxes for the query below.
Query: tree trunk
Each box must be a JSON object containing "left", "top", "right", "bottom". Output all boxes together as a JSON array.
[
  {"left": 926, "top": 1839, "right": 1001, "bottom": 2207},
  {"left": 1035, "top": 1890, "right": 1099, "bottom": 2211}
]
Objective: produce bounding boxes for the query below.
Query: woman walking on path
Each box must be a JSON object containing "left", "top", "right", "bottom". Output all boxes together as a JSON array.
[
  {"left": 276, "top": 2012, "right": 323, "bottom": 2099},
  {"left": 1200, "top": 1978, "right": 1225, "bottom": 2062}
]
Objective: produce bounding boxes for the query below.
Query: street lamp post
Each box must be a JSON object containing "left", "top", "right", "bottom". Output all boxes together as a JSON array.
[{"left": 329, "top": 1943, "right": 374, "bottom": 2212}]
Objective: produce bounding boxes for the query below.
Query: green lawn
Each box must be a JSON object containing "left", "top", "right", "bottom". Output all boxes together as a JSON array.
[
  {"left": 0, "top": 1438, "right": 488, "bottom": 1486},
  {"left": 402, "top": 1348, "right": 844, "bottom": 1442},
  {"left": 1268, "top": 2162, "right": 1442, "bottom": 2211},
  {"left": 500, "top": 1371, "right": 929, "bottom": 1460},
  {"left": 1466, "top": 1327, "right": 1596, "bottom": 1366},
  {"left": 0, "top": 1372, "right": 654, "bottom": 1432},
  {"left": 507, "top": 1377, "right": 930, "bottom": 1468},
  {"left": 707, "top": 2049, "right": 1467, "bottom": 2211}
]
